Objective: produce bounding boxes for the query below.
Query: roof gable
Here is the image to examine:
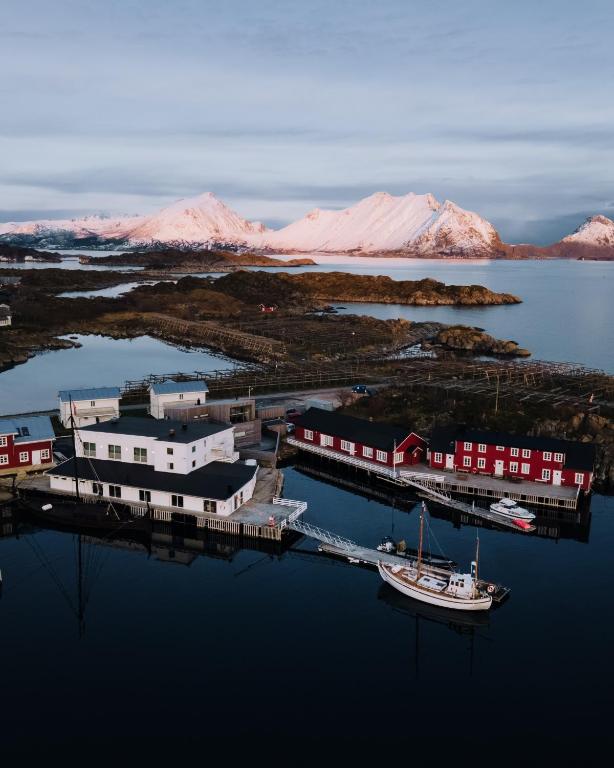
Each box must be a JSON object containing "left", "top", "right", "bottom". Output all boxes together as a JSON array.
[
  {"left": 0, "top": 415, "right": 55, "bottom": 443},
  {"left": 150, "top": 380, "right": 209, "bottom": 395},
  {"left": 58, "top": 386, "right": 121, "bottom": 402}
]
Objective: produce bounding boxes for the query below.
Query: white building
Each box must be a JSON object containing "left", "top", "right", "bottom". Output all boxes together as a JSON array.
[
  {"left": 149, "top": 380, "right": 208, "bottom": 420},
  {"left": 47, "top": 416, "right": 257, "bottom": 518},
  {"left": 58, "top": 387, "right": 121, "bottom": 429},
  {"left": 0, "top": 304, "right": 11, "bottom": 327}
]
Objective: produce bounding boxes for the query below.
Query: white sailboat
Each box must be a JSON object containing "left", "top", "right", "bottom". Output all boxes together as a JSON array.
[
  {"left": 489, "top": 497, "right": 535, "bottom": 521},
  {"left": 378, "top": 502, "right": 493, "bottom": 612}
]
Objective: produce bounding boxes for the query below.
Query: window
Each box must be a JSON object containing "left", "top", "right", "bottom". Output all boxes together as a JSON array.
[
  {"left": 522, "top": 449, "right": 531, "bottom": 458},
  {"left": 179, "top": 393, "right": 184, "bottom": 400},
  {"left": 83, "top": 442, "right": 96, "bottom": 458},
  {"left": 192, "top": 445, "right": 196, "bottom": 453},
  {"left": 575, "top": 473, "right": 584, "bottom": 485},
  {"left": 171, "top": 494, "right": 184, "bottom": 508},
  {"left": 41, "top": 448, "right": 50, "bottom": 460},
  {"left": 463, "top": 442, "right": 472, "bottom": 451},
  {"left": 234, "top": 495, "right": 239, "bottom": 510},
  {"left": 543, "top": 451, "right": 552, "bottom": 461},
  {"left": 0, "top": 436, "right": 7, "bottom": 447},
  {"left": 521, "top": 463, "right": 530, "bottom": 475},
  {"left": 304, "top": 429, "right": 313, "bottom": 441},
  {"left": 477, "top": 458, "right": 486, "bottom": 469},
  {"left": 434, "top": 452, "right": 443, "bottom": 463},
  {"left": 167, "top": 447, "right": 174, "bottom": 455},
  {"left": 509, "top": 461, "right": 518, "bottom": 474},
  {"left": 394, "top": 452, "right": 404, "bottom": 465},
  {"left": 0, "top": 455, "right": 8, "bottom": 465},
  {"left": 554, "top": 452, "right": 564, "bottom": 463},
  {"left": 496, "top": 445, "right": 505, "bottom": 451},
  {"left": 133, "top": 447, "right": 147, "bottom": 463},
  {"left": 511, "top": 447, "right": 519, "bottom": 457},
  {"left": 192, "top": 460, "right": 196, "bottom": 468},
  {"left": 541, "top": 469, "right": 551, "bottom": 481},
  {"left": 340, "top": 440, "right": 354, "bottom": 452},
  {"left": 478, "top": 443, "right": 486, "bottom": 453},
  {"left": 139, "top": 489, "right": 151, "bottom": 502},
  {"left": 90, "top": 400, "right": 95, "bottom": 407},
  {"left": 321, "top": 434, "right": 333, "bottom": 447},
  {"left": 109, "top": 485, "right": 121, "bottom": 498},
  {"left": 376, "top": 450, "right": 387, "bottom": 462},
  {"left": 167, "top": 462, "right": 174, "bottom": 470},
  {"left": 108, "top": 444, "right": 121, "bottom": 460},
  {"left": 463, "top": 456, "right": 471, "bottom": 467},
  {"left": 19, "top": 451, "right": 29, "bottom": 463},
  {"left": 92, "top": 482, "right": 103, "bottom": 495},
  {"left": 363, "top": 446, "right": 373, "bottom": 458},
  {"left": 203, "top": 499, "right": 217, "bottom": 514}
]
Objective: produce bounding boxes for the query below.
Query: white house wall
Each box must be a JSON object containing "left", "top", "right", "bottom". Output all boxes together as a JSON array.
[
  {"left": 150, "top": 390, "right": 207, "bottom": 419},
  {"left": 60, "top": 397, "right": 120, "bottom": 428},
  {"left": 48, "top": 472, "right": 257, "bottom": 518}
]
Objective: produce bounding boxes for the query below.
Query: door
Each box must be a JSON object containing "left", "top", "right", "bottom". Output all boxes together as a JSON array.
[
  {"left": 445, "top": 453, "right": 454, "bottom": 470},
  {"left": 553, "top": 470, "right": 562, "bottom": 486},
  {"left": 494, "top": 460, "right": 504, "bottom": 477},
  {"left": 31, "top": 450, "right": 41, "bottom": 465}
]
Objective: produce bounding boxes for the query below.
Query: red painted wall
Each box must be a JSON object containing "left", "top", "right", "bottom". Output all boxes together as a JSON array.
[
  {"left": 429, "top": 440, "right": 592, "bottom": 491},
  {"left": 294, "top": 425, "right": 426, "bottom": 467},
  {"left": 0, "top": 434, "right": 55, "bottom": 471}
]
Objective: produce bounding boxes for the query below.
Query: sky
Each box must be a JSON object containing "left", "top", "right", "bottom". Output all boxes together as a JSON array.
[{"left": 1, "top": 0, "right": 613, "bottom": 244}]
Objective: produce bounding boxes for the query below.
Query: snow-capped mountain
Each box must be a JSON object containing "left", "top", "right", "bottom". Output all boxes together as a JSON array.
[
  {"left": 122, "top": 192, "right": 269, "bottom": 246},
  {"left": 561, "top": 215, "right": 614, "bottom": 247},
  {"left": 0, "top": 214, "right": 143, "bottom": 244},
  {"left": 260, "top": 192, "right": 501, "bottom": 254}
]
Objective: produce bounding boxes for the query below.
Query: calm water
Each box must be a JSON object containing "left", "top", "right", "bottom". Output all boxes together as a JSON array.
[
  {"left": 0, "top": 334, "right": 235, "bottom": 414},
  {"left": 58, "top": 280, "right": 176, "bottom": 298},
  {"left": 1, "top": 468, "right": 612, "bottom": 758}
]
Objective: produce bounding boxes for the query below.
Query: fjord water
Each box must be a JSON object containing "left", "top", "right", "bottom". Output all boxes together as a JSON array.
[{"left": 1, "top": 468, "right": 612, "bottom": 759}]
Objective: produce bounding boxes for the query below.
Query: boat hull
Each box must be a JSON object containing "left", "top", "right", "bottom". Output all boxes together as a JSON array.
[{"left": 378, "top": 563, "right": 492, "bottom": 612}]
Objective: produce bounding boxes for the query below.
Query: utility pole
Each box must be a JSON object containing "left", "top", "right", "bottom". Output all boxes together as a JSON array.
[{"left": 494, "top": 374, "right": 500, "bottom": 415}]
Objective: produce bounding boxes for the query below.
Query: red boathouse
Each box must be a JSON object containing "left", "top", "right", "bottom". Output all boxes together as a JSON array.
[
  {"left": 428, "top": 425, "right": 595, "bottom": 492},
  {"left": 294, "top": 407, "right": 426, "bottom": 468},
  {"left": 0, "top": 416, "right": 56, "bottom": 475}
]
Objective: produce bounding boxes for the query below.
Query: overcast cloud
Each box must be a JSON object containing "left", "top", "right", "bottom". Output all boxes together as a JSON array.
[{"left": 1, "top": 0, "right": 613, "bottom": 243}]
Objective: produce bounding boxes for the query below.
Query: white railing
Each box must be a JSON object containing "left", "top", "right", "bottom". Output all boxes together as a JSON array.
[
  {"left": 287, "top": 436, "right": 401, "bottom": 479},
  {"left": 272, "top": 497, "right": 308, "bottom": 528},
  {"left": 287, "top": 519, "right": 357, "bottom": 550}
]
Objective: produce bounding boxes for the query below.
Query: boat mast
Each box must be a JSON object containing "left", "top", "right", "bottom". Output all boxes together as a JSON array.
[
  {"left": 417, "top": 502, "right": 425, "bottom": 577},
  {"left": 69, "top": 395, "right": 80, "bottom": 502}
]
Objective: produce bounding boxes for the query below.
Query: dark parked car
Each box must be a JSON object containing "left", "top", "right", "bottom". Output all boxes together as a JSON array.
[{"left": 351, "top": 384, "right": 373, "bottom": 396}]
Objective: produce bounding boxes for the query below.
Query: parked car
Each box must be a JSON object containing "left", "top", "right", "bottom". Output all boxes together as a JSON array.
[
  {"left": 285, "top": 422, "right": 296, "bottom": 434},
  {"left": 351, "top": 384, "right": 373, "bottom": 396}
]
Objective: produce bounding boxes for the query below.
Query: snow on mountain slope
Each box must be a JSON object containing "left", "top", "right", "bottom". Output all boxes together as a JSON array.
[
  {"left": 123, "top": 192, "right": 269, "bottom": 246},
  {"left": 0, "top": 214, "right": 142, "bottom": 239},
  {"left": 261, "top": 191, "right": 500, "bottom": 254},
  {"left": 561, "top": 215, "right": 614, "bottom": 247}
]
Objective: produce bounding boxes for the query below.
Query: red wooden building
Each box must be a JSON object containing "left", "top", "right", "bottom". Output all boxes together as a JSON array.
[
  {"left": 294, "top": 407, "right": 426, "bottom": 468},
  {"left": 428, "top": 425, "right": 595, "bottom": 492},
  {"left": 0, "top": 416, "right": 56, "bottom": 475}
]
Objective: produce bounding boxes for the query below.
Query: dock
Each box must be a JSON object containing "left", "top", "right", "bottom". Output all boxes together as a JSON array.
[
  {"left": 288, "top": 519, "right": 510, "bottom": 604},
  {"left": 287, "top": 437, "right": 581, "bottom": 511}
]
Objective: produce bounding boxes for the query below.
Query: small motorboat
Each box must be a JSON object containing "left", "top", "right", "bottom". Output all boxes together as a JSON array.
[
  {"left": 376, "top": 536, "right": 456, "bottom": 569},
  {"left": 490, "top": 497, "right": 535, "bottom": 521}
]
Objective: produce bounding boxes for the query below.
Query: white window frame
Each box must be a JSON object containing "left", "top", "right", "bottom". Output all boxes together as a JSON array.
[
  {"left": 19, "top": 451, "right": 29, "bottom": 463},
  {"left": 362, "top": 446, "right": 373, "bottom": 458},
  {"left": 83, "top": 441, "right": 96, "bottom": 458},
  {"left": 90, "top": 400, "right": 96, "bottom": 407},
  {"left": 521, "top": 463, "right": 530, "bottom": 475},
  {"left": 509, "top": 461, "right": 518, "bottom": 474},
  {"left": 433, "top": 452, "right": 443, "bottom": 463},
  {"left": 108, "top": 444, "right": 121, "bottom": 460},
  {"left": 522, "top": 448, "right": 531, "bottom": 458},
  {"left": 322, "top": 434, "right": 333, "bottom": 447},
  {"left": 340, "top": 440, "right": 354, "bottom": 453},
  {"left": 463, "top": 442, "right": 472, "bottom": 451},
  {"left": 394, "top": 452, "right": 404, "bottom": 465},
  {"left": 496, "top": 445, "right": 505, "bottom": 451},
  {"left": 510, "top": 447, "right": 519, "bottom": 457},
  {"left": 376, "top": 450, "right": 387, "bottom": 463},
  {"left": 0, "top": 454, "right": 8, "bottom": 465},
  {"left": 304, "top": 429, "right": 313, "bottom": 441},
  {"left": 477, "top": 457, "right": 486, "bottom": 469},
  {"left": 179, "top": 394, "right": 184, "bottom": 400},
  {"left": 109, "top": 485, "right": 122, "bottom": 498},
  {"left": 543, "top": 451, "right": 552, "bottom": 461},
  {"left": 574, "top": 472, "right": 584, "bottom": 485},
  {"left": 463, "top": 456, "right": 471, "bottom": 468},
  {"left": 542, "top": 469, "right": 551, "bottom": 481},
  {"left": 172, "top": 494, "right": 184, "bottom": 508},
  {"left": 478, "top": 443, "right": 486, "bottom": 453},
  {"left": 41, "top": 448, "right": 50, "bottom": 460},
  {"left": 133, "top": 447, "right": 148, "bottom": 463},
  {"left": 0, "top": 436, "right": 7, "bottom": 447},
  {"left": 554, "top": 452, "right": 564, "bottom": 463},
  {"left": 139, "top": 489, "right": 152, "bottom": 502}
]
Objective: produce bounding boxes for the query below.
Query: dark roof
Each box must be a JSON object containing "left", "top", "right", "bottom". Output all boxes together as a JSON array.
[
  {"left": 79, "top": 416, "right": 229, "bottom": 443},
  {"left": 296, "top": 407, "right": 418, "bottom": 451},
  {"left": 46, "top": 458, "right": 257, "bottom": 500},
  {"left": 429, "top": 425, "right": 596, "bottom": 471}
]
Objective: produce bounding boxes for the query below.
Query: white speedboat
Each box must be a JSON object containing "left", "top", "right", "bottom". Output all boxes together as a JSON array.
[
  {"left": 377, "top": 502, "right": 494, "bottom": 612},
  {"left": 489, "top": 497, "right": 535, "bottom": 521}
]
